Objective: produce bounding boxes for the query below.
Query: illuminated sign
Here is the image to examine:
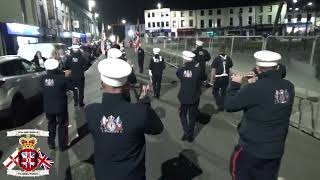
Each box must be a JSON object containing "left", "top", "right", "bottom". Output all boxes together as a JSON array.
[
  {"left": 6, "top": 23, "right": 42, "bottom": 36},
  {"left": 73, "top": 21, "right": 80, "bottom": 28},
  {"left": 60, "top": 32, "right": 72, "bottom": 38}
]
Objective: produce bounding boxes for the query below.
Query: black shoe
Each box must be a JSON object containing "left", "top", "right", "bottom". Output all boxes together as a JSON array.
[
  {"left": 218, "top": 107, "right": 224, "bottom": 112},
  {"left": 79, "top": 103, "right": 85, "bottom": 107},
  {"left": 48, "top": 144, "right": 56, "bottom": 150},
  {"left": 181, "top": 135, "right": 188, "bottom": 141},
  {"left": 187, "top": 137, "right": 194, "bottom": 143},
  {"left": 74, "top": 103, "right": 78, "bottom": 107}
]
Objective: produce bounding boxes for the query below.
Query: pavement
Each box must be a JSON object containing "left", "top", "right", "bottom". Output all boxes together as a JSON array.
[{"left": 0, "top": 48, "right": 320, "bottom": 180}]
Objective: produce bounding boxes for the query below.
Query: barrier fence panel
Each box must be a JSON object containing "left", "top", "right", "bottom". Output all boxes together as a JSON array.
[{"left": 141, "top": 35, "right": 320, "bottom": 140}]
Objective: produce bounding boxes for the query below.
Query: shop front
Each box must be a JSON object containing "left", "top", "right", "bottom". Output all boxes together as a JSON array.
[
  {"left": 0, "top": 23, "right": 43, "bottom": 55},
  {"left": 72, "top": 32, "right": 89, "bottom": 45},
  {"left": 60, "top": 31, "right": 72, "bottom": 46}
]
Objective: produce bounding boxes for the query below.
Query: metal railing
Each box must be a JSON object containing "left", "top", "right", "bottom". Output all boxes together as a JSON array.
[{"left": 141, "top": 35, "right": 320, "bottom": 140}]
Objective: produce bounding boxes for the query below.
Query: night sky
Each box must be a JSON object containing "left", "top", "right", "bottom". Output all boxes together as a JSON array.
[{"left": 73, "top": 0, "right": 296, "bottom": 24}]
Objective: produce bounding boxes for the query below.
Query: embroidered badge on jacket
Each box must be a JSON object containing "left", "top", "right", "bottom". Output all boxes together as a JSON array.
[
  {"left": 183, "top": 70, "right": 193, "bottom": 78},
  {"left": 100, "top": 115, "right": 123, "bottom": 133},
  {"left": 44, "top": 79, "right": 54, "bottom": 87},
  {"left": 72, "top": 58, "right": 78, "bottom": 63},
  {"left": 275, "top": 89, "right": 290, "bottom": 104}
]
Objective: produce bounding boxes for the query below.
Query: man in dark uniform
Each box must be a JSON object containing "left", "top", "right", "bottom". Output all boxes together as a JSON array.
[
  {"left": 85, "top": 58, "right": 163, "bottom": 180},
  {"left": 65, "top": 45, "right": 88, "bottom": 107},
  {"left": 177, "top": 51, "right": 205, "bottom": 142},
  {"left": 251, "top": 63, "right": 287, "bottom": 79},
  {"left": 225, "top": 50, "right": 295, "bottom": 180},
  {"left": 149, "top": 48, "right": 166, "bottom": 99},
  {"left": 40, "top": 59, "right": 71, "bottom": 151},
  {"left": 193, "top": 40, "right": 211, "bottom": 84},
  {"left": 210, "top": 45, "right": 233, "bottom": 111},
  {"left": 137, "top": 46, "right": 145, "bottom": 74},
  {"left": 107, "top": 48, "right": 137, "bottom": 102}
]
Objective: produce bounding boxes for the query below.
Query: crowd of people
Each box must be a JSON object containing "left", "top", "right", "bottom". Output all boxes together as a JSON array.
[{"left": 39, "top": 39, "right": 295, "bottom": 180}]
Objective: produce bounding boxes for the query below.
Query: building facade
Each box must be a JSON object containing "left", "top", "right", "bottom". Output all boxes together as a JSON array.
[
  {"left": 144, "top": 2, "right": 305, "bottom": 37},
  {"left": 0, "top": 0, "right": 99, "bottom": 56}
]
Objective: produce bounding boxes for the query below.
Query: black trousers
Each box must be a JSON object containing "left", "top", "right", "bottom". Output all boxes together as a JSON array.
[
  {"left": 152, "top": 74, "right": 162, "bottom": 97},
  {"left": 138, "top": 59, "right": 144, "bottom": 73},
  {"left": 46, "top": 111, "right": 69, "bottom": 149},
  {"left": 71, "top": 77, "right": 85, "bottom": 105},
  {"left": 179, "top": 103, "right": 198, "bottom": 139},
  {"left": 230, "top": 146, "right": 281, "bottom": 180},
  {"left": 213, "top": 77, "right": 229, "bottom": 108}
]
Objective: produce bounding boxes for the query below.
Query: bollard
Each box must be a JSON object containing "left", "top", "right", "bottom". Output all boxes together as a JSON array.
[
  {"left": 290, "top": 97, "right": 303, "bottom": 128},
  {"left": 308, "top": 97, "right": 320, "bottom": 138},
  {"left": 300, "top": 98, "right": 314, "bottom": 134}
]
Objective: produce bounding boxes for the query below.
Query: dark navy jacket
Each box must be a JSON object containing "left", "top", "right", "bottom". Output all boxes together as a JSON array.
[
  {"left": 193, "top": 47, "right": 211, "bottom": 71},
  {"left": 224, "top": 70, "right": 295, "bottom": 159},
  {"left": 149, "top": 55, "right": 166, "bottom": 76},
  {"left": 138, "top": 48, "right": 145, "bottom": 61},
  {"left": 85, "top": 93, "right": 163, "bottom": 180},
  {"left": 65, "top": 52, "right": 88, "bottom": 78},
  {"left": 176, "top": 62, "right": 205, "bottom": 105},
  {"left": 40, "top": 70, "right": 70, "bottom": 114}
]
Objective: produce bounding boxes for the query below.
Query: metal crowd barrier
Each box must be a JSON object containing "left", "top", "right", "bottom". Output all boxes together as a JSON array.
[{"left": 142, "top": 44, "right": 320, "bottom": 140}]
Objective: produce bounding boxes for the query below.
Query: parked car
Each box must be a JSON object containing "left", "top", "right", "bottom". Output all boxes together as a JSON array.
[
  {"left": 0, "top": 55, "right": 45, "bottom": 126},
  {"left": 17, "top": 43, "right": 67, "bottom": 61}
]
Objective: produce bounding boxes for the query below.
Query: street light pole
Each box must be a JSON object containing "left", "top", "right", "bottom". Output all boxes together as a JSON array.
[{"left": 53, "top": 0, "right": 61, "bottom": 41}]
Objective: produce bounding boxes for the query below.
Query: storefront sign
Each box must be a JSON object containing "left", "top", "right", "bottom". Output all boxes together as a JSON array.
[
  {"left": 60, "top": 32, "right": 72, "bottom": 38},
  {"left": 6, "top": 23, "right": 42, "bottom": 36}
]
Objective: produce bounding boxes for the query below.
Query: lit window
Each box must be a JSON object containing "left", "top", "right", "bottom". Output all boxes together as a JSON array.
[
  {"left": 181, "top": 20, "right": 185, "bottom": 27},
  {"left": 189, "top": 20, "right": 193, "bottom": 27}
]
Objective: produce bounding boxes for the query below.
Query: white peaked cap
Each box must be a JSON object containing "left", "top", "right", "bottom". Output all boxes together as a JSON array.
[
  {"left": 44, "top": 59, "right": 59, "bottom": 70},
  {"left": 72, "top": 45, "right": 81, "bottom": 49},
  {"left": 254, "top": 50, "right": 281, "bottom": 67},
  {"left": 107, "top": 48, "right": 123, "bottom": 59},
  {"left": 153, "top": 48, "right": 161, "bottom": 54},
  {"left": 98, "top": 58, "right": 132, "bottom": 87},
  {"left": 196, "top": 40, "right": 204, "bottom": 46},
  {"left": 182, "top": 51, "right": 196, "bottom": 61}
]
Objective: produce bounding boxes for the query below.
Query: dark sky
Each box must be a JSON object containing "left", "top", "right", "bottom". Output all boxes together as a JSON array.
[{"left": 74, "top": 0, "right": 284, "bottom": 24}]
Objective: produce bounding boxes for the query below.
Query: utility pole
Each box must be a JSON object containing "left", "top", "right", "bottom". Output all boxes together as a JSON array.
[
  {"left": 239, "top": 11, "right": 243, "bottom": 36},
  {"left": 53, "top": 0, "right": 61, "bottom": 41},
  {"left": 272, "top": 2, "right": 284, "bottom": 35}
]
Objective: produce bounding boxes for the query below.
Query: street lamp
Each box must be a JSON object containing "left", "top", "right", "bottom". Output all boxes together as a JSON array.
[
  {"left": 121, "top": 19, "right": 126, "bottom": 24},
  {"left": 157, "top": 3, "right": 161, "bottom": 9},
  {"left": 308, "top": 2, "right": 313, "bottom": 6},
  {"left": 293, "top": 0, "right": 298, "bottom": 4},
  {"left": 88, "top": 0, "right": 96, "bottom": 12},
  {"left": 295, "top": 8, "right": 299, "bottom": 11},
  {"left": 94, "top": 13, "right": 99, "bottom": 19}
]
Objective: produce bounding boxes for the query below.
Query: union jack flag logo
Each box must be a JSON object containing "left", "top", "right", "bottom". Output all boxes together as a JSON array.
[
  {"left": 18, "top": 149, "right": 38, "bottom": 171},
  {"left": 37, "top": 151, "right": 54, "bottom": 170}
]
